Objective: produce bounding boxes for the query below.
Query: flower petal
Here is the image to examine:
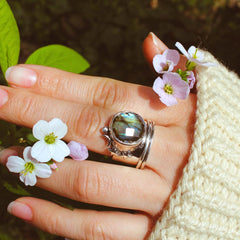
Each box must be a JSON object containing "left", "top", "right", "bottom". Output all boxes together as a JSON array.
[
  {"left": 23, "top": 146, "right": 36, "bottom": 162},
  {"left": 33, "top": 120, "right": 51, "bottom": 140},
  {"left": 162, "top": 72, "right": 190, "bottom": 100},
  {"left": 31, "top": 141, "right": 52, "bottom": 162},
  {"left": 34, "top": 164, "right": 52, "bottom": 178},
  {"left": 160, "top": 93, "right": 178, "bottom": 106},
  {"left": 153, "top": 77, "right": 164, "bottom": 95},
  {"left": 20, "top": 172, "right": 37, "bottom": 186},
  {"left": 48, "top": 118, "right": 68, "bottom": 139},
  {"left": 193, "top": 59, "right": 217, "bottom": 67},
  {"left": 188, "top": 46, "right": 204, "bottom": 61},
  {"left": 162, "top": 72, "right": 181, "bottom": 84},
  {"left": 49, "top": 140, "right": 70, "bottom": 162},
  {"left": 153, "top": 54, "right": 166, "bottom": 73},
  {"left": 164, "top": 49, "right": 180, "bottom": 65},
  {"left": 68, "top": 141, "right": 89, "bottom": 161},
  {"left": 173, "top": 81, "right": 190, "bottom": 99},
  {"left": 187, "top": 71, "right": 196, "bottom": 89},
  {"left": 175, "top": 42, "right": 190, "bottom": 58},
  {"left": 6, "top": 156, "right": 25, "bottom": 173}
]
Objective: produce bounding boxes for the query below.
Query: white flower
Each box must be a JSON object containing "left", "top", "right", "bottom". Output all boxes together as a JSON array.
[
  {"left": 6, "top": 147, "right": 52, "bottom": 186},
  {"left": 175, "top": 42, "right": 216, "bottom": 67},
  {"left": 31, "top": 118, "right": 70, "bottom": 162}
]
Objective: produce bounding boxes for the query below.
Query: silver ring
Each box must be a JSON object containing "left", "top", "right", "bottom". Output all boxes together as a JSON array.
[{"left": 102, "top": 111, "right": 154, "bottom": 169}]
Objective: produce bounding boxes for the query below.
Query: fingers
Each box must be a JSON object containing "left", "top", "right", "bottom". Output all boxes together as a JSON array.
[{"left": 8, "top": 197, "right": 151, "bottom": 240}]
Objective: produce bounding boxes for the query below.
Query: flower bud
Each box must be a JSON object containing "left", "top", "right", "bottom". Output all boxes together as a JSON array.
[{"left": 68, "top": 141, "right": 88, "bottom": 161}]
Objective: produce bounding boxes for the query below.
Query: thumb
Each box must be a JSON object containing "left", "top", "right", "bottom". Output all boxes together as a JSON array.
[
  {"left": 142, "top": 32, "right": 168, "bottom": 64},
  {"left": 142, "top": 32, "right": 187, "bottom": 71}
]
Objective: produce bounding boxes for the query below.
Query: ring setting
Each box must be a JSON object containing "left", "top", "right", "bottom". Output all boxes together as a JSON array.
[{"left": 102, "top": 111, "right": 154, "bottom": 169}]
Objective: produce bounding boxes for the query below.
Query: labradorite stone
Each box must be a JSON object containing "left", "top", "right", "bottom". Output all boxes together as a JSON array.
[{"left": 112, "top": 112, "right": 144, "bottom": 143}]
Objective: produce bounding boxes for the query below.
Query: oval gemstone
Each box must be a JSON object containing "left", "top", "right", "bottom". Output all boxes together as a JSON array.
[{"left": 111, "top": 112, "right": 144, "bottom": 143}]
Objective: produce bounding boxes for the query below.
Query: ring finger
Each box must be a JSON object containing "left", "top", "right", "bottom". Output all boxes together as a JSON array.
[{"left": 0, "top": 148, "right": 170, "bottom": 215}]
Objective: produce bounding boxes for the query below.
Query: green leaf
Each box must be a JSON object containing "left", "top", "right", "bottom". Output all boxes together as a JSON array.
[
  {"left": 0, "top": 0, "right": 20, "bottom": 76},
  {"left": 26, "top": 44, "right": 90, "bottom": 74},
  {"left": 3, "top": 182, "right": 31, "bottom": 196},
  {"left": 54, "top": 200, "right": 75, "bottom": 210}
]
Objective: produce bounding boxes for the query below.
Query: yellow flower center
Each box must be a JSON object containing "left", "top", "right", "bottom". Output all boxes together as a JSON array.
[
  {"left": 44, "top": 132, "right": 57, "bottom": 144},
  {"left": 164, "top": 84, "right": 173, "bottom": 94},
  {"left": 24, "top": 162, "right": 35, "bottom": 174},
  {"left": 163, "top": 62, "right": 170, "bottom": 71}
]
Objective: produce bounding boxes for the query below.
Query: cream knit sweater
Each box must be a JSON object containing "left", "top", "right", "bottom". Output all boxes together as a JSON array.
[{"left": 149, "top": 51, "right": 240, "bottom": 240}]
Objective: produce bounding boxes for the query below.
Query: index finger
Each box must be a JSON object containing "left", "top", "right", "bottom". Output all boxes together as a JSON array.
[
  {"left": 143, "top": 32, "right": 187, "bottom": 72},
  {"left": 5, "top": 40, "right": 193, "bottom": 127}
]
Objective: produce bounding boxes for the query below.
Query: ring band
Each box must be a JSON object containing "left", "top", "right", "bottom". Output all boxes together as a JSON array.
[{"left": 102, "top": 111, "right": 154, "bottom": 169}]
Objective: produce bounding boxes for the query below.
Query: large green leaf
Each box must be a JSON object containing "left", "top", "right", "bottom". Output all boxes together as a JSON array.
[
  {"left": 0, "top": 0, "right": 20, "bottom": 75},
  {"left": 26, "top": 44, "right": 90, "bottom": 74}
]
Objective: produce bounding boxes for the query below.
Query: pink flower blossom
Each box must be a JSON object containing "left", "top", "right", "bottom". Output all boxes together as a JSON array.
[
  {"left": 153, "top": 49, "right": 180, "bottom": 73},
  {"left": 68, "top": 141, "right": 88, "bottom": 161},
  {"left": 187, "top": 71, "right": 196, "bottom": 89},
  {"left": 50, "top": 163, "right": 58, "bottom": 170},
  {"left": 175, "top": 42, "right": 216, "bottom": 67},
  {"left": 153, "top": 72, "right": 190, "bottom": 106}
]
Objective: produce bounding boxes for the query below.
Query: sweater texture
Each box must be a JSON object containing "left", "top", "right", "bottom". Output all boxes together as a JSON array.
[{"left": 149, "top": 51, "right": 240, "bottom": 240}]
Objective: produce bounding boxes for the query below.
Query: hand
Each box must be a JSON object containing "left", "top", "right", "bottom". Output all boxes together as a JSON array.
[{"left": 0, "top": 33, "right": 196, "bottom": 240}]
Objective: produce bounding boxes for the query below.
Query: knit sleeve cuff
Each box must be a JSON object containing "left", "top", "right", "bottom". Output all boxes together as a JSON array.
[{"left": 148, "top": 51, "right": 240, "bottom": 240}]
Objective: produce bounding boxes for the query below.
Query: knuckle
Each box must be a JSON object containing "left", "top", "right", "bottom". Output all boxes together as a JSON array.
[
  {"left": 84, "top": 218, "right": 111, "bottom": 240},
  {"left": 92, "top": 79, "right": 127, "bottom": 108},
  {"left": 17, "top": 94, "right": 37, "bottom": 124},
  {"left": 74, "top": 165, "right": 101, "bottom": 202},
  {"left": 37, "top": 71, "right": 62, "bottom": 97},
  {"left": 73, "top": 106, "right": 102, "bottom": 139},
  {"left": 43, "top": 212, "right": 62, "bottom": 235}
]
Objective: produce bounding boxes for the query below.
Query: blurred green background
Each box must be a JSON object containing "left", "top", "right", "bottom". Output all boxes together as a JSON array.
[
  {"left": 9, "top": 0, "right": 240, "bottom": 84},
  {"left": 1, "top": 0, "right": 240, "bottom": 239}
]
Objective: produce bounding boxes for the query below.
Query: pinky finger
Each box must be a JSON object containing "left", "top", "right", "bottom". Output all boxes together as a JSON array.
[{"left": 7, "top": 197, "right": 152, "bottom": 240}]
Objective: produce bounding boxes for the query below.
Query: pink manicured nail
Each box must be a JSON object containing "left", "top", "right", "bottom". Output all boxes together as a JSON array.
[
  {"left": 0, "top": 89, "right": 8, "bottom": 107},
  {"left": 7, "top": 201, "right": 33, "bottom": 221},
  {"left": 5, "top": 66, "right": 37, "bottom": 87}
]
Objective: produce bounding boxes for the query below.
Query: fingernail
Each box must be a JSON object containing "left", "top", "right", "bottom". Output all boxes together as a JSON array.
[
  {"left": 149, "top": 32, "right": 159, "bottom": 47},
  {"left": 5, "top": 66, "right": 37, "bottom": 88},
  {"left": 0, "top": 89, "right": 8, "bottom": 107},
  {"left": 7, "top": 201, "right": 33, "bottom": 221}
]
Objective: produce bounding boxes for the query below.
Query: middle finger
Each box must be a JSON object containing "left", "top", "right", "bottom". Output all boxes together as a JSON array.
[{"left": 0, "top": 86, "right": 189, "bottom": 177}]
